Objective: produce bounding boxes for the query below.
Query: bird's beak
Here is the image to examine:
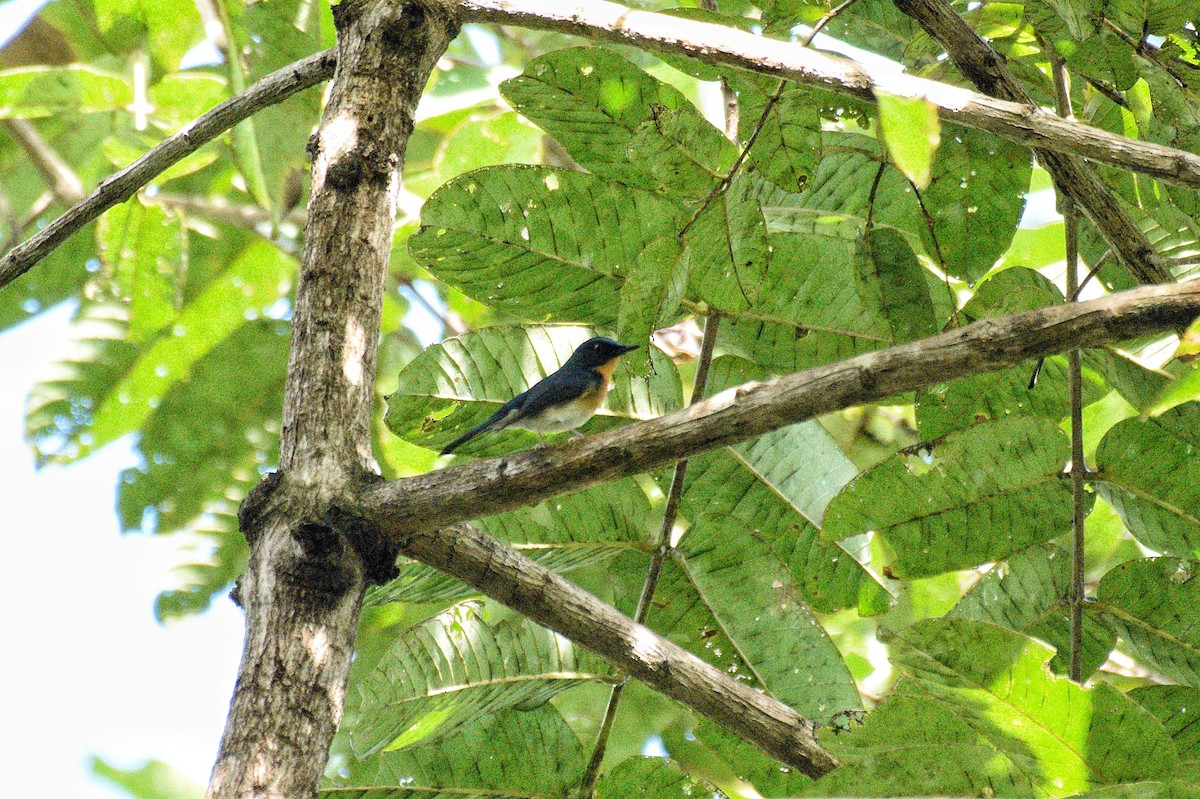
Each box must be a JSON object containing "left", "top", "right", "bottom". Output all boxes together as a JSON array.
[{"left": 619, "top": 343, "right": 639, "bottom": 353}]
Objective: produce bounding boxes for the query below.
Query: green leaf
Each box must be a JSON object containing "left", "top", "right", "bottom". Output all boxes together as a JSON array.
[
  {"left": 0, "top": 65, "right": 132, "bottom": 118},
  {"left": 98, "top": 199, "right": 183, "bottom": 341},
  {"left": 617, "top": 236, "right": 687, "bottom": 365},
  {"left": 811, "top": 694, "right": 1037, "bottom": 797},
  {"left": 683, "top": 172, "right": 768, "bottom": 312},
  {"left": 949, "top": 544, "right": 1115, "bottom": 678},
  {"left": 384, "top": 325, "right": 681, "bottom": 456},
  {"left": 1129, "top": 684, "right": 1200, "bottom": 762},
  {"left": 500, "top": 47, "right": 729, "bottom": 194},
  {"left": 677, "top": 515, "right": 862, "bottom": 721},
  {"left": 1096, "top": 557, "right": 1200, "bottom": 686},
  {"left": 892, "top": 619, "right": 1179, "bottom": 794},
  {"left": 435, "top": 110, "right": 543, "bottom": 182},
  {"left": 409, "top": 166, "right": 685, "bottom": 326},
  {"left": 594, "top": 757, "right": 718, "bottom": 799},
  {"left": 153, "top": 504, "right": 250, "bottom": 621},
  {"left": 915, "top": 267, "right": 1108, "bottom": 439},
  {"left": 0, "top": 221, "right": 95, "bottom": 332},
  {"left": 90, "top": 756, "right": 203, "bottom": 799},
  {"left": 876, "top": 92, "right": 940, "bottom": 190},
  {"left": 329, "top": 707, "right": 585, "bottom": 799},
  {"left": 922, "top": 128, "right": 1031, "bottom": 284},
  {"left": 856, "top": 226, "right": 938, "bottom": 344},
  {"left": 681, "top": 357, "right": 887, "bottom": 614},
  {"left": 351, "top": 602, "right": 611, "bottom": 757},
  {"left": 117, "top": 320, "right": 288, "bottom": 534},
  {"left": 1095, "top": 402, "right": 1200, "bottom": 555},
  {"left": 824, "top": 416, "right": 1074, "bottom": 578},
  {"left": 735, "top": 77, "right": 821, "bottom": 193}
]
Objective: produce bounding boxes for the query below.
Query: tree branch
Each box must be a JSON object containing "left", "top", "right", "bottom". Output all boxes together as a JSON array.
[
  {"left": 892, "top": 0, "right": 1172, "bottom": 284},
  {"left": 7, "top": 0, "right": 1200, "bottom": 291},
  {"left": 3, "top": 119, "right": 84, "bottom": 204},
  {"left": 362, "top": 283, "right": 1199, "bottom": 535},
  {"left": 459, "top": 0, "right": 1200, "bottom": 195},
  {"left": 0, "top": 49, "right": 335, "bottom": 291}
]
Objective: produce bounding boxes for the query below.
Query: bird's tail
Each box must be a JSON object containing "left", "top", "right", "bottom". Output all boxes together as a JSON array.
[{"left": 440, "top": 416, "right": 498, "bottom": 455}]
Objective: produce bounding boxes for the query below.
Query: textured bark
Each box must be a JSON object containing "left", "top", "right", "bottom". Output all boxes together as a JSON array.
[
  {"left": 891, "top": 0, "right": 1173, "bottom": 284},
  {"left": 362, "top": 283, "right": 1200, "bottom": 535},
  {"left": 205, "top": 3, "right": 457, "bottom": 798}
]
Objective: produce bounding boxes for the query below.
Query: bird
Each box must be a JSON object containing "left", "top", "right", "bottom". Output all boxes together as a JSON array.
[{"left": 440, "top": 336, "right": 639, "bottom": 455}]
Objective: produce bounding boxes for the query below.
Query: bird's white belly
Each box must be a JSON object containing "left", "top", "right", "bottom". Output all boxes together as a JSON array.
[{"left": 518, "top": 401, "right": 595, "bottom": 434}]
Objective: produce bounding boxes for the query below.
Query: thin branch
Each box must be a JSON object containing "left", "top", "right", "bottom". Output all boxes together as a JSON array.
[
  {"left": 458, "top": 0, "right": 1200, "bottom": 194},
  {"left": 1046, "top": 45, "right": 1087, "bottom": 683},
  {"left": 3, "top": 119, "right": 85, "bottom": 204},
  {"left": 143, "top": 190, "right": 306, "bottom": 229},
  {"left": 0, "top": 49, "right": 335, "bottom": 290},
  {"left": 363, "top": 281, "right": 1200, "bottom": 549},
  {"left": 580, "top": 309, "right": 722, "bottom": 793},
  {"left": 10, "top": 0, "right": 1200, "bottom": 288},
  {"left": 891, "top": 0, "right": 1172, "bottom": 285}
]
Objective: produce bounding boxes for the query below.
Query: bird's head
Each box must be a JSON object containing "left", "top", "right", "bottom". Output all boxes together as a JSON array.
[{"left": 568, "top": 337, "right": 639, "bottom": 370}]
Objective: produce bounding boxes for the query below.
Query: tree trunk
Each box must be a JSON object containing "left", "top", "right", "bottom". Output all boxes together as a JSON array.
[{"left": 205, "top": 3, "right": 458, "bottom": 797}]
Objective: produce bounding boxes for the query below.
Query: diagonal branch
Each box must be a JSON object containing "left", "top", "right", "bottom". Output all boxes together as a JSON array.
[
  {"left": 892, "top": 0, "right": 1172, "bottom": 284},
  {"left": 361, "top": 282, "right": 1200, "bottom": 535},
  {"left": 7, "top": 0, "right": 1200, "bottom": 291},
  {"left": 350, "top": 282, "right": 1200, "bottom": 781},
  {"left": 0, "top": 49, "right": 335, "bottom": 291}
]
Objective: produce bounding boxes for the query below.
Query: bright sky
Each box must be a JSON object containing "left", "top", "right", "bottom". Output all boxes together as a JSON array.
[{"left": 0, "top": 306, "right": 244, "bottom": 798}]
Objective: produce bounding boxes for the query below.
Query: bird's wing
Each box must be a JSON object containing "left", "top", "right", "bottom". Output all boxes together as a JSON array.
[{"left": 509, "top": 368, "right": 601, "bottom": 421}]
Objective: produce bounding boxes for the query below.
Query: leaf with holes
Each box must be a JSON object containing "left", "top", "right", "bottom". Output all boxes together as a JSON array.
[
  {"left": 408, "top": 167, "right": 685, "bottom": 327},
  {"left": 824, "top": 416, "right": 1074, "bottom": 578}
]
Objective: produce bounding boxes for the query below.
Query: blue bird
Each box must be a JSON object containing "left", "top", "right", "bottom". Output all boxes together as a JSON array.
[{"left": 440, "top": 337, "right": 639, "bottom": 455}]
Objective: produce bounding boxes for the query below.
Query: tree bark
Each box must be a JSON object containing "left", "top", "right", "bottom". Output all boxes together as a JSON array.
[{"left": 205, "top": 3, "right": 457, "bottom": 798}]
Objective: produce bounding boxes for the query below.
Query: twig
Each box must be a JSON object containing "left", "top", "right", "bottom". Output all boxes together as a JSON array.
[
  {"left": 579, "top": 309, "right": 722, "bottom": 792},
  {"left": 1047, "top": 45, "right": 1087, "bottom": 682},
  {"left": 3, "top": 119, "right": 85, "bottom": 204},
  {"left": 891, "top": 0, "right": 1173, "bottom": 285},
  {"left": 1070, "top": 250, "right": 1113, "bottom": 300},
  {"left": 0, "top": 49, "right": 335, "bottom": 290}
]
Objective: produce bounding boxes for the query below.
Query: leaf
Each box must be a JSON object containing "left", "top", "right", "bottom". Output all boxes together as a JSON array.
[
  {"left": 677, "top": 516, "right": 862, "bottom": 721},
  {"left": 0, "top": 221, "right": 95, "bottom": 332},
  {"left": 856, "top": 226, "right": 938, "bottom": 345},
  {"left": 0, "top": 65, "right": 132, "bottom": 118},
  {"left": 98, "top": 199, "right": 183, "bottom": 341},
  {"left": 682, "top": 172, "right": 768, "bottom": 312},
  {"left": 824, "top": 416, "right": 1074, "bottom": 578},
  {"left": 921, "top": 127, "right": 1031, "bottom": 284},
  {"left": 1096, "top": 557, "right": 1200, "bottom": 686},
  {"left": 384, "top": 325, "right": 681, "bottom": 456},
  {"left": 812, "top": 694, "right": 1037, "bottom": 797},
  {"left": 90, "top": 756, "right": 203, "bottom": 799},
  {"left": 1129, "top": 684, "right": 1200, "bottom": 762},
  {"left": 681, "top": 356, "right": 886, "bottom": 614},
  {"left": 153, "top": 504, "right": 250, "bottom": 621},
  {"left": 116, "top": 320, "right": 288, "bottom": 534},
  {"left": 500, "top": 47, "right": 730, "bottom": 194},
  {"left": 735, "top": 77, "right": 821, "bottom": 193},
  {"left": 617, "top": 236, "right": 687, "bottom": 365},
  {"left": 915, "top": 267, "right": 1108, "bottom": 439},
  {"left": 594, "top": 757, "right": 718, "bottom": 799},
  {"left": 26, "top": 237, "right": 295, "bottom": 460},
  {"left": 892, "top": 619, "right": 1179, "bottom": 794},
  {"left": 330, "top": 707, "right": 585, "bottom": 799},
  {"left": 351, "top": 603, "right": 611, "bottom": 757},
  {"left": 949, "top": 544, "right": 1115, "bottom": 678},
  {"left": 876, "top": 92, "right": 940, "bottom": 190},
  {"left": 1095, "top": 402, "right": 1200, "bottom": 555},
  {"left": 408, "top": 166, "right": 685, "bottom": 326}
]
